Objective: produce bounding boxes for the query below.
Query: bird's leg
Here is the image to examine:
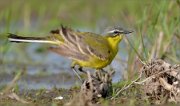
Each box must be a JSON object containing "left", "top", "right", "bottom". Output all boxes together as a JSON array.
[
  {"left": 71, "top": 62, "right": 83, "bottom": 83},
  {"left": 78, "top": 66, "right": 102, "bottom": 82},
  {"left": 78, "top": 67, "right": 99, "bottom": 80},
  {"left": 100, "top": 68, "right": 108, "bottom": 73},
  {"left": 78, "top": 67, "right": 87, "bottom": 74}
]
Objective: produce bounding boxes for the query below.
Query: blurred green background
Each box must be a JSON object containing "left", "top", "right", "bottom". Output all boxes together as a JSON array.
[{"left": 0, "top": 0, "right": 179, "bottom": 90}]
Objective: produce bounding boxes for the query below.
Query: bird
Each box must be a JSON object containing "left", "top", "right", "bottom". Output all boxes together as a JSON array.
[{"left": 8, "top": 25, "right": 132, "bottom": 81}]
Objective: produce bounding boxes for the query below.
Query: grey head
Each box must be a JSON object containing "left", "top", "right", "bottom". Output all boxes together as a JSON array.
[{"left": 105, "top": 26, "right": 133, "bottom": 36}]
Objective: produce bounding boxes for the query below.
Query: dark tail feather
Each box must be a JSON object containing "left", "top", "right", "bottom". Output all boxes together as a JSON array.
[{"left": 8, "top": 33, "right": 46, "bottom": 43}]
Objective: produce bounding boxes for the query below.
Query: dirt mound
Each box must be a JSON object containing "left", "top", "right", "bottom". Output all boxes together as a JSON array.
[{"left": 141, "top": 59, "right": 180, "bottom": 104}]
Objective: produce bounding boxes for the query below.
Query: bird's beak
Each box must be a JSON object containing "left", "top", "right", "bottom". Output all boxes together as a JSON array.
[{"left": 123, "top": 30, "right": 133, "bottom": 34}]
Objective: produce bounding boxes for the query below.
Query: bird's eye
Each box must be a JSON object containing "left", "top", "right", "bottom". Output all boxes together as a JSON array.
[
  {"left": 113, "top": 31, "right": 120, "bottom": 34},
  {"left": 106, "top": 29, "right": 122, "bottom": 36}
]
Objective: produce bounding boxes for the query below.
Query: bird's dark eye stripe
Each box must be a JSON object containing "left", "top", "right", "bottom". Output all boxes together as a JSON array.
[{"left": 113, "top": 31, "right": 120, "bottom": 34}]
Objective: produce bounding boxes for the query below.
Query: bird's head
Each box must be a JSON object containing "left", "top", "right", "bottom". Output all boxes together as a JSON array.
[
  {"left": 106, "top": 26, "right": 133, "bottom": 37},
  {"left": 105, "top": 26, "right": 133, "bottom": 48}
]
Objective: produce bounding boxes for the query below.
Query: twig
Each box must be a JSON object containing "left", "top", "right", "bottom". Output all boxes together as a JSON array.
[
  {"left": 159, "top": 77, "right": 172, "bottom": 91},
  {"left": 3, "top": 69, "right": 25, "bottom": 94},
  {"left": 134, "top": 69, "right": 170, "bottom": 85},
  {"left": 7, "top": 92, "right": 29, "bottom": 104},
  {"left": 111, "top": 71, "right": 143, "bottom": 99}
]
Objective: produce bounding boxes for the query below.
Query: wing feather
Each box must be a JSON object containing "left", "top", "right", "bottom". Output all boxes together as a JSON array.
[
  {"left": 54, "top": 26, "right": 111, "bottom": 61},
  {"left": 75, "top": 32, "right": 111, "bottom": 60},
  {"left": 49, "top": 46, "right": 89, "bottom": 61}
]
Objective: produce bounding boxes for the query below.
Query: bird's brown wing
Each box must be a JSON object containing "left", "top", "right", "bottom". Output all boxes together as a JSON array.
[
  {"left": 50, "top": 25, "right": 111, "bottom": 61},
  {"left": 49, "top": 46, "right": 89, "bottom": 61}
]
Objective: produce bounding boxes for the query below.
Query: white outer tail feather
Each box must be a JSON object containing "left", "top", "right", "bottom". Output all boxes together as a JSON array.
[{"left": 8, "top": 38, "right": 55, "bottom": 44}]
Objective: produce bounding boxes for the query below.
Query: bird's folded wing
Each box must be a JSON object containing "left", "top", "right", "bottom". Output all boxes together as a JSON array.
[
  {"left": 59, "top": 26, "right": 111, "bottom": 61},
  {"left": 49, "top": 46, "right": 89, "bottom": 61},
  {"left": 76, "top": 33, "right": 111, "bottom": 60}
]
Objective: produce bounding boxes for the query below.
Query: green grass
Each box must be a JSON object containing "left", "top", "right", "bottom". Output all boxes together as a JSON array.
[{"left": 0, "top": 0, "right": 179, "bottom": 105}]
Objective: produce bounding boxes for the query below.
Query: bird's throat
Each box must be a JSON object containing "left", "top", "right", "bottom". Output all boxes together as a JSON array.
[{"left": 106, "top": 35, "right": 123, "bottom": 50}]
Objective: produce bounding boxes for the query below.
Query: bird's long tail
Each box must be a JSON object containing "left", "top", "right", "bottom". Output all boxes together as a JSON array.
[{"left": 8, "top": 33, "right": 59, "bottom": 44}]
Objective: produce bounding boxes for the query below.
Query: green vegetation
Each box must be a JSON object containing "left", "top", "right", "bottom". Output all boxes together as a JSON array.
[{"left": 0, "top": 0, "right": 179, "bottom": 105}]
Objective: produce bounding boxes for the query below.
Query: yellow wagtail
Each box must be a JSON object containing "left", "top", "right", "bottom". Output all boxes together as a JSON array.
[{"left": 8, "top": 25, "right": 132, "bottom": 80}]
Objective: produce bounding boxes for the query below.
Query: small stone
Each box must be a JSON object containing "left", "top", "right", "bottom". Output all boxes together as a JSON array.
[{"left": 54, "top": 96, "right": 63, "bottom": 100}]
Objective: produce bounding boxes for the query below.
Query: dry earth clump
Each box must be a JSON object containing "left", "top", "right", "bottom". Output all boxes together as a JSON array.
[
  {"left": 66, "top": 70, "right": 114, "bottom": 106},
  {"left": 141, "top": 59, "right": 180, "bottom": 104}
]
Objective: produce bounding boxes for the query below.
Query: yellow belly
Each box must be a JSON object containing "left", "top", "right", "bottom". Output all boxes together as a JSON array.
[
  {"left": 76, "top": 59, "right": 108, "bottom": 69},
  {"left": 74, "top": 52, "right": 116, "bottom": 69}
]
